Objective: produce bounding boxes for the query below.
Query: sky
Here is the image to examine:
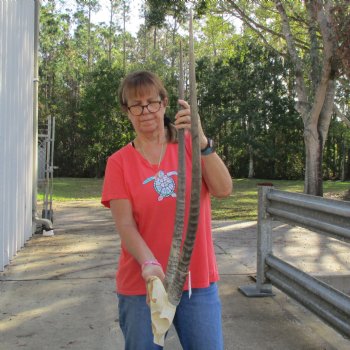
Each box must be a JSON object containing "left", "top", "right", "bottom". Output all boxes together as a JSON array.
[
  {"left": 93, "top": 0, "right": 144, "bottom": 36},
  {"left": 50, "top": 0, "right": 144, "bottom": 36},
  {"left": 46, "top": 1, "right": 241, "bottom": 37}
]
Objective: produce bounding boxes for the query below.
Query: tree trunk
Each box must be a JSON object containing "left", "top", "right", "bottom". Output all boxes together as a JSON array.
[
  {"left": 303, "top": 123, "right": 323, "bottom": 195},
  {"left": 108, "top": 0, "right": 113, "bottom": 64},
  {"left": 347, "top": 148, "right": 350, "bottom": 180},
  {"left": 153, "top": 27, "right": 157, "bottom": 50},
  {"left": 274, "top": 0, "right": 338, "bottom": 196},
  {"left": 88, "top": 6, "right": 91, "bottom": 69},
  {"left": 170, "top": 18, "right": 178, "bottom": 73},
  {"left": 123, "top": 0, "right": 126, "bottom": 72},
  {"left": 248, "top": 145, "right": 254, "bottom": 178},
  {"left": 340, "top": 140, "right": 347, "bottom": 181}
]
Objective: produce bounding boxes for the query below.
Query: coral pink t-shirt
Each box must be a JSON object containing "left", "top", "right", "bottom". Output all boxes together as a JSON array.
[{"left": 101, "top": 133, "right": 219, "bottom": 295}]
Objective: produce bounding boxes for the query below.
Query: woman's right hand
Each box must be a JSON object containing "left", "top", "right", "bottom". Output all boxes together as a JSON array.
[
  {"left": 142, "top": 264, "right": 165, "bottom": 283},
  {"left": 142, "top": 265, "right": 165, "bottom": 304}
]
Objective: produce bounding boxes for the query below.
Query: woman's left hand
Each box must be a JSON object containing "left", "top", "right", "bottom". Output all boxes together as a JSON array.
[{"left": 175, "top": 99, "right": 208, "bottom": 149}]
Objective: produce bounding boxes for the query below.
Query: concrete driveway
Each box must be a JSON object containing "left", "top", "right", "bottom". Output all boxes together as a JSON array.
[{"left": 0, "top": 201, "right": 349, "bottom": 349}]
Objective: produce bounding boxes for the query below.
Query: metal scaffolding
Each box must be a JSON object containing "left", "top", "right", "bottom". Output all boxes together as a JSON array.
[{"left": 38, "top": 116, "right": 55, "bottom": 223}]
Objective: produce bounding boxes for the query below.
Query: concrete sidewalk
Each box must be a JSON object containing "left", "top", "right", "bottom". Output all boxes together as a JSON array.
[{"left": 0, "top": 201, "right": 349, "bottom": 349}]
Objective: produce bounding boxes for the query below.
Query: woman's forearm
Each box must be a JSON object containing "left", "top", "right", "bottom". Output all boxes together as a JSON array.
[
  {"left": 110, "top": 199, "right": 165, "bottom": 281},
  {"left": 201, "top": 152, "right": 233, "bottom": 198},
  {"left": 110, "top": 199, "right": 156, "bottom": 264},
  {"left": 118, "top": 224, "right": 156, "bottom": 264}
]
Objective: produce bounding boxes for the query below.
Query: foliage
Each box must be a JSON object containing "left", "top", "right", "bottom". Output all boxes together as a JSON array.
[
  {"left": 39, "top": 0, "right": 350, "bottom": 181},
  {"left": 78, "top": 61, "right": 132, "bottom": 176},
  {"left": 144, "top": 0, "right": 187, "bottom": 28},
  {"left": 196, "top": 40, "right": 304, "bottom": 179}
]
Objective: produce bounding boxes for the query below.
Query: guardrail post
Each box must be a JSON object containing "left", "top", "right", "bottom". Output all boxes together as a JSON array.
[{"left": 239, "top": 184, "right": 275, "bottom": 297}]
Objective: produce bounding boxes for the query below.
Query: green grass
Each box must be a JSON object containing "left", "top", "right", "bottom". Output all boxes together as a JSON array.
[
  {"left": 212, "top": 178, "right": 350, "bottom": 220},
  {"left": 39, "top": 177, "right": 350, "bottom": 220},
  {"left": 38, "top": 177, "right": 104, "bottom": 201}
]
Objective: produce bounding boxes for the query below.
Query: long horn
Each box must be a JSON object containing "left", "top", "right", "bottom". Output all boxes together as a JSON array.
[
  {"left": 167, "top": 9, "right": 202, "bottom": 306},
  {"left": 164, "top": 40, "right": 186, "bottom": 291}
]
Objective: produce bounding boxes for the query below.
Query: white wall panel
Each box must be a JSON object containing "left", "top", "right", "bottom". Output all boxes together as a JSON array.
[{"left": 0, "top": 0, "right": 34, "bottom": 270}]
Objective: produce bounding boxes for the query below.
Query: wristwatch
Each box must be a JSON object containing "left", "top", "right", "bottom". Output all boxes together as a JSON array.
[{"left": 201, "top": 138, "right": 215, "bottom": 156}]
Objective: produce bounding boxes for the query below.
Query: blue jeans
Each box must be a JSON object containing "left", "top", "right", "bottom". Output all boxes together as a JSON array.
[{"left": 117, "top": 283, "right": 224, "bottom": 350}]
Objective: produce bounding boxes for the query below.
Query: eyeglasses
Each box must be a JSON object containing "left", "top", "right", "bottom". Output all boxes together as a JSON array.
[{"left": 127, "top": 101, "right": 162, "bottom": 116}]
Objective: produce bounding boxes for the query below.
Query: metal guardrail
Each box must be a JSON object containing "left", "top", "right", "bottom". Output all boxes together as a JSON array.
[{"left": 239, "top": 185, "right": 350, "bottom": 338}]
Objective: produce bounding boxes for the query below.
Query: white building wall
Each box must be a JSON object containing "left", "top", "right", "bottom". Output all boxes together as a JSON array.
[{"left": 0, "top": 0, "right": 35, "bottom": 271}]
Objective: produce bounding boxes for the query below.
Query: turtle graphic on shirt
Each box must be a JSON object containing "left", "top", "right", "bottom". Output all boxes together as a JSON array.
[{"left": 142, "top": 170, "right": 177, "bottom": 201}]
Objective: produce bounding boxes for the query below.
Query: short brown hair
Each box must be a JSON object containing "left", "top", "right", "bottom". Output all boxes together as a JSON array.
[{"left": 118, "top": 71, "right": 168, "bottom": 112}]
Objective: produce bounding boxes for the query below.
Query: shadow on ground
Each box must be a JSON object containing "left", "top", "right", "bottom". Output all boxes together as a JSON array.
[{"left": 0, "top": 201, "right": 349, "bottom": 349}]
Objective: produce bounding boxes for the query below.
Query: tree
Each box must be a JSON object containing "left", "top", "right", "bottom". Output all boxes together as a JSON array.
[
  {"left": 76, "top": 0, "right": 100, "bottom": 69},
  {"left": 79, "top": 61, "right": 131, "bottom": 177},
  {"left": 144, "top": 0, "right": 187, "bottom": 50},
  {"left": 121, "top": 1, "right": 130, "bottom": 71},
  {"left": 208, "top": 0, "right": 346, "bottom": 195},
  {"left": 105, "top": 0, "right": 131, "bottom": 70}
]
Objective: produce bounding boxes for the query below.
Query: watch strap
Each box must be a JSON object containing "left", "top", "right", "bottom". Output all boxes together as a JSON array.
[{"left": 201, "top": 138, "right": 215, "bottom": 156}]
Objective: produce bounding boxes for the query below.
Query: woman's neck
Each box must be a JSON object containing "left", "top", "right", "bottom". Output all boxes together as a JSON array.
[
  {"left": 135, "top": 129, "right": 167, "bottom": 146},
  {"left": 134, "top": 135, "right": 166, "bottom": 166}
]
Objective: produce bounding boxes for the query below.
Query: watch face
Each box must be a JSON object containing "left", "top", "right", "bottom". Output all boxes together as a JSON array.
[{"left": 201, "top": 138, "right": 215, "bottom": 155}]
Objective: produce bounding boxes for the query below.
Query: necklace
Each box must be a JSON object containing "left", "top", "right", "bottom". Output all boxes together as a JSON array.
[{"left": 138, "top": 141, "right": 164, "bottom": 176}]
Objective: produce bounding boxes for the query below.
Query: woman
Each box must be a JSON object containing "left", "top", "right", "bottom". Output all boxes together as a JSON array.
[{"left": 101, "top": 71, "right": 232, "bottom": 350}]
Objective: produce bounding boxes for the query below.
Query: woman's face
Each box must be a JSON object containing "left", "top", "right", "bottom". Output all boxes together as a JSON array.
[{"left": 126, "top": 86, "right": 167, "bottom": 136}]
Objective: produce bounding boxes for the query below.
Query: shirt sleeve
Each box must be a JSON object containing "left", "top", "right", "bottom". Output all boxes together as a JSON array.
[{"left": 101, "top": 154, "right": 129, "bottom": 208}]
